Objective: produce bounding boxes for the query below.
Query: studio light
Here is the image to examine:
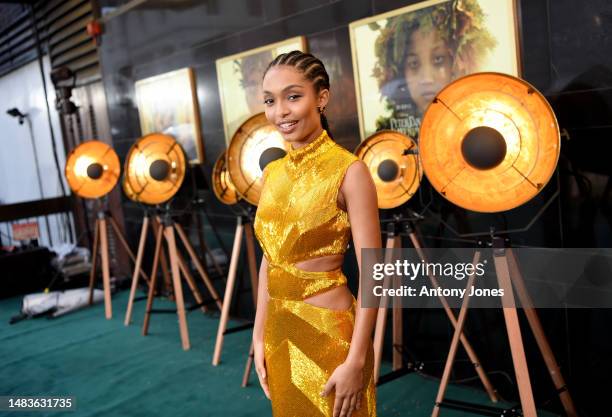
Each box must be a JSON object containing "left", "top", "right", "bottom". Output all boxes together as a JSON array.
[
  {"left": 226, "top": 112, "right": 289, "bottom": 206},
  {"left": 64, "top": 140, "right": 120, "bottom": 199},
  {"left": 419, "top": 72, "right": 560, "bottom": 213},
  {"left": 354, "top": 130, "right": 421, "bottom": 209},
  {"left": 123, "top": 133, "right": 186, "bottom": 205}
]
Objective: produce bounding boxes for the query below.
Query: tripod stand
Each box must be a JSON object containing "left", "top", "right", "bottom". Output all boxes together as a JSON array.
[
  {"left": 124, "top": 210, "right": 173, "bottom": 325},
  {"left": 212, "top": 205, "right": 259, "bottom": 379},
  {"left": 88, "top": 206, "right": 150, "bottom": 319},
  {"left": 431, "top": 235, "right": 577, "bottom": 417},
  {"left": 124, "top": 206, "right": 223, "bottom": 350},
  {"left": 373, "top": 212, "right": 498, "bottom": 403}
]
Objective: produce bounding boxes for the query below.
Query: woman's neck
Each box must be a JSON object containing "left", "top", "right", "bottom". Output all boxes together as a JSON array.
[{"left": 290, "top": 127, "right": 324, "bottom": 150}]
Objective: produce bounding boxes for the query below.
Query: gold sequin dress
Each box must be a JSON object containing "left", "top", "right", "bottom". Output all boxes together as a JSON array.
[{"left": 254, "top": 129, "right": 377, "bottom": 417}]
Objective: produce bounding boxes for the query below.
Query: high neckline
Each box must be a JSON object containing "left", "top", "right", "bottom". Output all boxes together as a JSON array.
[{"left": 286, "top": 129, "right": 331, "bottom": 169}]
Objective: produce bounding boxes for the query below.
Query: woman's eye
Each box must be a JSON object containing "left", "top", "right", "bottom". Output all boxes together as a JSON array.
[
  {"left": 264, "top": 98, "right": 273, "bottom": 105},
  {"left": 433, "top": 55, "right": 447, "bottom": 66},
  {"left": 406, "top": 59, "right": 419, "bottom": 70},
  {"left": 288, "top": 94, "right": 301, "bottom": 101}
]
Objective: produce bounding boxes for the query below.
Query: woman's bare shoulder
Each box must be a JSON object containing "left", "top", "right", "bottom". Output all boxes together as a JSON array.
[{"left": 343, "top": 159, "right": 371, "bottom": 187}]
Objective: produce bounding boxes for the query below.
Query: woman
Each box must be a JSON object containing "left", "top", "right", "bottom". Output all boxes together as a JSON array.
[
  {"left": 373, "top": 0, "right": 496, "bottom": 138},
  {"left": 252, "top": 50, "right": 380, "bottom": 417}
]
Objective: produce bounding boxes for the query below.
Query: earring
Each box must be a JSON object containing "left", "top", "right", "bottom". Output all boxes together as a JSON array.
[{"left": 318, "top": 106, "right": 326, "bottom": 114}]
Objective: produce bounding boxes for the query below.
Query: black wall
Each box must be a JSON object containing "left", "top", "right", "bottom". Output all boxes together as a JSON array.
[{"left": 98, "top": 1, "right": 612, "bottom": 415}]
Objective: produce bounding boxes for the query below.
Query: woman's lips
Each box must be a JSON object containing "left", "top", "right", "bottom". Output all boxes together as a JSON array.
[
  {"left": 422, "top": 92, "right": 436, "bottom": 101},
  {"left": 278, "top": 120, "right": 298, "bottom": 134}
]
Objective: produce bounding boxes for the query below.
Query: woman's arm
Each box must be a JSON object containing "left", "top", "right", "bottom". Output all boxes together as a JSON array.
[
  {"left": 253, "top": 254, "right": 270, "bottom": 399},
  {"left": 321, "top": 160, "right": 381, "bottom": 417},
  {"left": 344, "top": 161, "right": 381, "bottom": 368}
]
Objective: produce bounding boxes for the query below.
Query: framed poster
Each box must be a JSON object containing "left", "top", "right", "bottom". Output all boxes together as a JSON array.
[
  {"left": 135, "top": 67, "right": 205, "bottom": 164},
  {"left": 349, "top": 0, "right": 521, "bottom": 141},
  {"left": 216, "top": 36, "right": 307, "bottom": 145}
]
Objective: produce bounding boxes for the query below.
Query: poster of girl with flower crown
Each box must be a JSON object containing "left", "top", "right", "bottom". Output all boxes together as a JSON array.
[{"left": 349, "top": 0, "right": 520, "bottom": 141}]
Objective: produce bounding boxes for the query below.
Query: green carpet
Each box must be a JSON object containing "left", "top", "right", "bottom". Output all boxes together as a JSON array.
[{"left": 0, "top": 290, "right": 558, "bottom": 417}]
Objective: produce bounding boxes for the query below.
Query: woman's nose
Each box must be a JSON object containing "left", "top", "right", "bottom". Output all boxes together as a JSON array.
[
  {"left": 277, "top": 102, "right": 290, "bottom": 118},
  {"left": 419, "top": 63, "right": 435, "bottom": 84}
]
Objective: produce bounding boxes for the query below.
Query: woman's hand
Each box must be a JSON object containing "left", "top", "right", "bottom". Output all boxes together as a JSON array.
[
  {"left": 321, "top": 361, "right": 364, "bottom": 417},
  {"left": 254, "top": 340, "right": 270, "bottom": 399}
]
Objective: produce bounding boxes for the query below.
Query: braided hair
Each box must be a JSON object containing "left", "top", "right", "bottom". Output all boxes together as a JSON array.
[{"left": 262, "top": 50, "right": 333, "bottom": 138}]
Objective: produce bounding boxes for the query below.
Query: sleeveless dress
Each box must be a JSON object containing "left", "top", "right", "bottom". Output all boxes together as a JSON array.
[{"left": 254, "top": 129, "right": 377, "bottom": 417}]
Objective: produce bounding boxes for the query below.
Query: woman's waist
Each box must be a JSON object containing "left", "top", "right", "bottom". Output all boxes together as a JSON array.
[{"left": 267, "top": 261, "right": 348, "bottom": 300}]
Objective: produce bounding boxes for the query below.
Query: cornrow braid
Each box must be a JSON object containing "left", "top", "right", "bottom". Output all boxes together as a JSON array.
[{"left": 263, "top": 50, "right": 333, "bottom": 138}]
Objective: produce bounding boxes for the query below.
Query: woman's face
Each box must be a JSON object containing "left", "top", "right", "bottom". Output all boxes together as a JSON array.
[
  {"left": 403, "top": 28, "right": 454, "bottom": 113},
  {"left": 262, "top": 65, "right": 328, "bottom": 146},
  {"left": 243, "top": 70, "right": 264, "bottom": 115}
]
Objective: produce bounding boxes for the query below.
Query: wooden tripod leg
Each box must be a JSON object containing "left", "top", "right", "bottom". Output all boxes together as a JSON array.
[
  {"left": 242, "top": 341, "right": 255, "bottom": 387},
  {"left": 160, "top": 247, "right": 173, "bottom": 298},
  {"left": 493, "top": 246, "right": 537, "bottom": 417},
  {"left": 408, "top": 232, "right": 498, "bottom": 403},
  {"left": 88, "top": 219, "right": 100, "bottom": 305},
  {"left": 175, "top": 223, "right": 223, "bottom": 310},
  {"left": 373, "top": 235, "right": 399, "bottom": 382},
  {"left": 109, "top": 215, "right": 150, "bottom": 285},
  {"left": 507, "top": 249, "right": 578, "bottom": 417},
  {"left": 99, "top": 215, "right": 113, "bottom": 319},
  {"left": 176, "top": 251, "right": 208, "bottom": 313},
  {"left": 165, "top": 224, "right": 190, "bottom": 351},
  {"left": 212, "top": 218, "right": 243, "bottom": 365},
  {"left": 241, "top": 222, "right": 260, "bottom": 385},
  {"left": 125, "top": 215, "right": 150, "bottom": 326},
  {"left": 431, "top": 251, "right": 482, "bottom": 417},
  {"left": 152, "top": 216, "right": 172, "bottom": 298},
  {"left": 143, "top": 221, "right": 164, "bottom": 336}
]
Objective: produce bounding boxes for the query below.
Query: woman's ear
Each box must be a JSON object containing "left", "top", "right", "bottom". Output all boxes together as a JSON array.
[{"left": 318, "top": 88, "right": 330, "bottom": 109}]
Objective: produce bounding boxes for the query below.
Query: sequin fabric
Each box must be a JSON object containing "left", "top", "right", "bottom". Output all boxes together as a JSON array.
[{"left": 254, "top": 130, "right": 376, "bottom": 417}]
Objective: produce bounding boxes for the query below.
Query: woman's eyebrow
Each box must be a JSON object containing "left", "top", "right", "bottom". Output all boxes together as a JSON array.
[{"left": 263, "top": 84, "right": 304, "bottom": 94}]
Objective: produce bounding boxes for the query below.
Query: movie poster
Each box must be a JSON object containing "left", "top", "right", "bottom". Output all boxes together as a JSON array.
[
  {"left": 349, "top": 0, "right": 520, "bottom": 141},
  {"left": 135, "top": 67, "right": 204, "bottom": 164}
]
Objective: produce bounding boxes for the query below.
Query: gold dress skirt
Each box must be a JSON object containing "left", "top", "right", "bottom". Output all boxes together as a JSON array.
[{"left": 263, "top": 262, "right": 377, "bottom": 417}]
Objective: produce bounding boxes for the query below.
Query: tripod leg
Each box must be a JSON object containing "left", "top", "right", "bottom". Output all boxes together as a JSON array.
[
  {"left": 242, "top": 341, "right": 255, "bottom": 387},
  {"left": 373, "top": 235, "right": 398, "bottom": 382},
  {"left": 125, "top": 215, "right": 149, "bottom": 326},
  {"left": 242, "top": 223, "right": 260, "bottom": 382},
  {"left": 99, "top": 216, "right": 112, "bottom": 319},
  {"left": 431, "top": 251, "right": 481, "bottom": 417},
  {"left": 153, "top": 216, "right": 173, "bottom": 299},
  {"left": 88, "top": 219, "right": 100, "bottom": 305},
  {"left": 175, "top": 223, "right": 222, "bottom": 310},
  {"left": 160, "top": 246, "right": 173, "bottom": 298},
  {"left": 409, "top": 232, "right": 498, "bottom": 402},
  {"left": 493, "top": 247, "right": 537, "bottom": 417},
  {"left": 109, "top": 215, "right": 150, "bottom": 285},
  {"left": 165, "top": 224, "right": 190, "bottom": 350},
  {"left": 213, "top": 219, "right": 243, "bottom": 365},
  {"left": 507, "top": 249, "right": 578, "bottom": 417},
  {"left": 143, "top": 221, "right": 164, "bottom": 336},
  {"left": 176, "top": 251, "right": 208, "bottom": 313}
]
